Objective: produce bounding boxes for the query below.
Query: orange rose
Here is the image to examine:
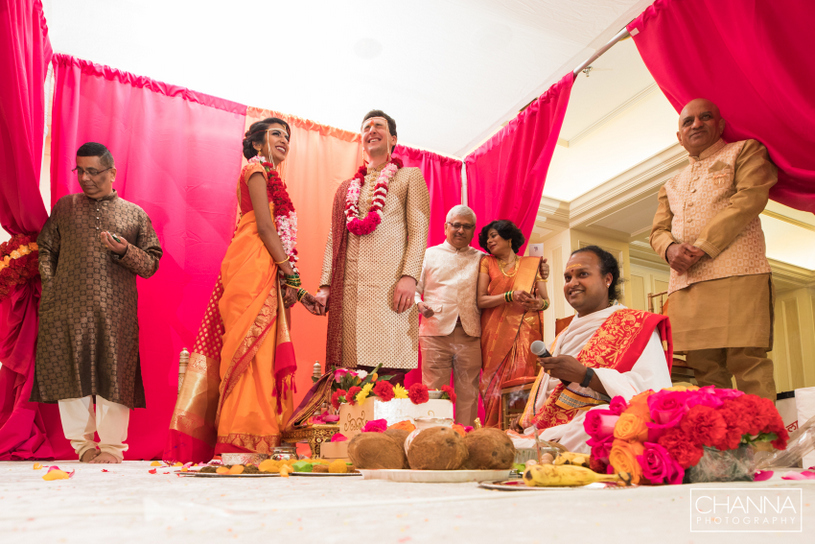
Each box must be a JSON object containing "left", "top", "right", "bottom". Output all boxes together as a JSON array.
[
  {"left": 625, "top": 390, "right": 655, "bottom": 420},
  {"left": 614, "top": 413, "right": 649, "bottom": 442},
  {"left": 609, "top": 439, "right": 645, "bottom": 485}
]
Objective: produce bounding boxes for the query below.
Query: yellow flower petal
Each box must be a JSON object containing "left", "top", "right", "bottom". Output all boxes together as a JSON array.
[
  {"left": 33, "top": 463, "right": 43, "bottom": 470},
  {"left": 43, "top": 469, "right": 70, "bottom": 481},
  {"left": 150, "top": 461, "right": 162, "bottom": 466}
]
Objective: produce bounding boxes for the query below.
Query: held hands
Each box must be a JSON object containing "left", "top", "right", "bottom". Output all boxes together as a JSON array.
[
  {"left": 393, "top": 276, "right": 417, "bottom": 314},
  {"left": 313, "top": 287, "right": 329, "bottom": 316},
  {"left": 539, "top": 355, "right": 588, "bottom": 384},
  {"left": 300, "top": 291, "right": 323, "bottom": 315},
  {"left": 510, "top": 290, "right": 535, "bottom": 310},
  {"left": 100, "top": 231, "right": 127, "bottom": 256},
  {"left": 666, "top": 243, "right": 705, "bottom": 274}
]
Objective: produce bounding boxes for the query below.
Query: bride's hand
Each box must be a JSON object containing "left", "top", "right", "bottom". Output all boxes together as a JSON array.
[
  {"left": 300, "top": 292, "right": 322, "bottom": 315},
  {"left": 282, "top": 286, "right": 298, "bottom": 308}
]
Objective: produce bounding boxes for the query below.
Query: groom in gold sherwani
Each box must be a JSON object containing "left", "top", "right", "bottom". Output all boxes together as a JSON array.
[{"left": 316, "top": 110, "right": 430, "bottom": 381}]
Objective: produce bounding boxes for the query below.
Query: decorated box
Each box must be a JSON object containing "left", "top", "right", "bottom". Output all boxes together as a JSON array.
[
  {"left": 319, "top": 440, "right": 348, "bottom": 460},
  {"left": 338, "top": 398, "right": 453, "bottom": 439}
]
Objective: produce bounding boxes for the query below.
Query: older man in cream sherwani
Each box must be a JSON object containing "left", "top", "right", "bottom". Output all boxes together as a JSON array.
[
  {"left": 414, "top": 206, "right": 484, "bottom": 425},
  {"left": 650, "top": 98, "right": 777, "bottom": 400}
]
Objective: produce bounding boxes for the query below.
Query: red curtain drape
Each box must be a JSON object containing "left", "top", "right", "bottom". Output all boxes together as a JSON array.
[
  {"left": 48, "top": 54, "right": 248, "bottom": 459},
  {"left": 464, "top": 74, "right": 574, "bottom": 249},
  {"left": 394, "top": 145, "right": 463, "bottom": 247},
  {"left": 0, "top": 0, "right": 55, "bottom": 460},
  {"left": 628, "top": 0, "right": 815, "bottom": 213}
]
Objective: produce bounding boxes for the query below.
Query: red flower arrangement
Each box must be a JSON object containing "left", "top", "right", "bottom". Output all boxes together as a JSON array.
[
  {"left": 0, "top": 233, "right": 40, "bottom": 303},
  {"left": 330, "top": 389, "right": 348, "bottom": 410},
  {"left": 373, "top": 380, "right": 395, "bottom": 402},
  {"left": 441, "top": 385, "right": 457, "bottom": 404},
  {"left": 585, "top": 385, "right": 789, "bottom": 485},
  {"left": 408, "top": 383, "right": 429, "bottom": 405},
  {"left": 346, "top": 386, "right": 362, "bottom": 406}
]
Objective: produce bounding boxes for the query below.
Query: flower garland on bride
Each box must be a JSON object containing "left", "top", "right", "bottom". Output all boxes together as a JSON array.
[
  {"left": 345, "top": 156, "right": 403, "bottom": 235},
  {"left": 248, "top": 155, "right": 298, "bottom": 270}
]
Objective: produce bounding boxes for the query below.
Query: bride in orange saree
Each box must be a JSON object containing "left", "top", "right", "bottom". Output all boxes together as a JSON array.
[
  {"left": 477, "top": 220, "right": 548, "bottom": 429},
  {"left": 164, "top": 118, "right": 318, "bottom": 462}
]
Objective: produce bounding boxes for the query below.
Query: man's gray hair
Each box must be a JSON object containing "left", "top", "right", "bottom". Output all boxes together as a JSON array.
[{"left": 446, "top": 205, "right": 476, "bottom": 223}]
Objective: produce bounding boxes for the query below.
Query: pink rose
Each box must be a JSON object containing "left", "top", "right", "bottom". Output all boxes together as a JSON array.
[
  {"left": 684, "top": 387, "right": 724, "bottom": 410},
  {"left": 638, "top": 442, "right": 685, "bottom": 485},
  {"left": 333, "top": 368, "right": 350, "bottom": 381},
  {"left": 609, "top": 396, "right": 629, "bottom": 416},
  {"left": 330, "top": 433, "right": 348, "bottom": 442},
  {"left": 647, "top": 390, "right": 690, "bottom": 425},
  {"left": 712, "top": 387, "right": 745, "bottom": 401},
  {"left": 361, "top": 419, "right": 388, "bottom": 433},
  {"left": 584, "top": 409, "right": 619, "bottom": 440},
  {"left": 587, "top": 434, "right": 614, "bottom": 463}
]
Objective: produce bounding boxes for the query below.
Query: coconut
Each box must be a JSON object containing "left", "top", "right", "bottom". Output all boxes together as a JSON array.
[
  {"left": 347, "top": 432, "right": 408, "bottom": 469},
  {"left": 463, "top": 428, "right": 516, "bottom": 470},
  {"left": 384, "top": 428, "right": 410, "bottom": 450},
  {"left": 407, "top": 426, "right": 468, "bottom": 470}
]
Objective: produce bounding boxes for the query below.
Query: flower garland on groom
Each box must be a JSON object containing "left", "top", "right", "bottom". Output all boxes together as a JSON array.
[{"left": 314, "top": 110, "right": 430, "bottom": 383}]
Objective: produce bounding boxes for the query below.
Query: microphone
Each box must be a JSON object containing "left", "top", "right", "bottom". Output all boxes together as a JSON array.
[
  {"left": 531, "top": 341, "right": 571, "bottom": 386},
  {"left": 530, "top": 340, "right": 552, "bottom": 358}
]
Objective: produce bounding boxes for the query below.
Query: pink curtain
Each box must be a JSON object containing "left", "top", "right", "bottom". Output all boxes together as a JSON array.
[
  {"left": 629, "top": 0, "right": 815, "bottom": 213},
  {"left": 0, "top": 0, "right": 55, "bottom": 460},
  {"left": 464, "top": 74, "right": 574, "bottom": 249},
  {"left": 49, "top": 54, "right": 248, "bottom": 459},
  {"left": 394, "top": 145, "right": 463, "bottom": 247}
]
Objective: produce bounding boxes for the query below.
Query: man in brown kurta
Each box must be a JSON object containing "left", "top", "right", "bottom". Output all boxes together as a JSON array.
[
  {"left": 315, "top": 110, "right": 430, "bottom": 379},
  {"left": 33, "top": 142, "right": 162, "bottom": 462},
  {"left": 650, "top": 99, "right": 777, "bottom": 400}
]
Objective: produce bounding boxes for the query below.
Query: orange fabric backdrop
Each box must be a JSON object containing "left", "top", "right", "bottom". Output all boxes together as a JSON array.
[{"left": 244, "top": 107, "right": 363, "bottom": 399}]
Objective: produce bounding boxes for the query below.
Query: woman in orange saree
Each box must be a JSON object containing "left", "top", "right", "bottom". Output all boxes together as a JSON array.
[
  {"left": 477, "top": 220, "right": 549, "bottom": 429},
  {"left": 164, "top": 118, "right": 319, "bottom": 462}
]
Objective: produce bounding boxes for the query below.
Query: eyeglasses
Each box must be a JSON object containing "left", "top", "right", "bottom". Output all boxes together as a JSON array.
[
  {"left": 72, "top": 166, "right": 113, "bottom": 177},
  {"left": 446, "top": 222, "right": 475, "bottom": 231}
]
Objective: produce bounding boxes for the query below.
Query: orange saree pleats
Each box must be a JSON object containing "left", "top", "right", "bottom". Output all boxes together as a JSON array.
[
  {"left": 479, "top": 256, "right": 543, "bottom": 428},
  {"left": 164, "top": 203, "right": 296, "bottom": 461},
  {"left": 215, "top": 206, "right": 295, "bottom": 454}
]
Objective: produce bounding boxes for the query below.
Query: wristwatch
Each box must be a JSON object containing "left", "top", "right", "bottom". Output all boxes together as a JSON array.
[{"left": 580, "top": 367, "right": 595, "bottom": 388}]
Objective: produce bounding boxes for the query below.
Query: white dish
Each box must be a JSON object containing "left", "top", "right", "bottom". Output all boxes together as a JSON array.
[
  {"left": 175, "top": 470, "right": 280, "bottom": 478},
  {"left": 478, "top": 480, "right": 607, "bottom": 491},
  {"left": 290, "top": 471, "right": 362, "bottom": 477},
  {"left": 358, "top": 469, "right": 510, "bottom": 483}
]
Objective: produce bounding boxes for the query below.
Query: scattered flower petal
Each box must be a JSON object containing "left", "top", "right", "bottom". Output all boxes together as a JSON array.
[
  {"left": 150, "top": 461, "right": 161, "bottom": 466},
  {"left": 43, "top": 467, "right": 74, "bottom": 481},
  {"left": 148, "top": 468, "right": 157, "bottom": 474},
  {"left": 32, "top": 463, "right": 42, "bottom": 470},
  {"left": 781, "top": 470, "right": 815, "bottom": 480},
  {"left": 753, "top": 470, "right": 773, "bottom": 481}
]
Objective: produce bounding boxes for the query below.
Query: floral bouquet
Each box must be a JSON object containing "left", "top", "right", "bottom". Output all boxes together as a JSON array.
[
  {"left": 330, "top": 364, "right": 437, "bottom": 408},
  {"left": 0, "top": 233, "right": 40, "bottom": 303},
  {"left": 584, "top": 385, "right": 789, "bottom": 485}
]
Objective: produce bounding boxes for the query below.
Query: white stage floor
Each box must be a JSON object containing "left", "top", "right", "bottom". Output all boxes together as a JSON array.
[{"left": 1, "top": 461, "right": 813, "bottom": 543}]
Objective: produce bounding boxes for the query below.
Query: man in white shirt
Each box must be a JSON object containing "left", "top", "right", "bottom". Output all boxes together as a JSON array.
[{"left": 415, "top": 206, "right": 483, "bottom": 425}]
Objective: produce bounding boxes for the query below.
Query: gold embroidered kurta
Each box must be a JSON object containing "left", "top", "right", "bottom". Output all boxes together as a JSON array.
[
  {"left": 650, "top": 139, "right": 776, "bottom": 351},
  {"left": 321, "top": 165, "right": 430, "bottom": 369},
  {"left": 33, "top": 191, "right": 163, "bottom": 408}
]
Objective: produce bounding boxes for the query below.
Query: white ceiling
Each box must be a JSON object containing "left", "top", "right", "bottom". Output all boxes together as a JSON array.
[{"left": 40, "top": 0, "right": 656, "bottom": 157}]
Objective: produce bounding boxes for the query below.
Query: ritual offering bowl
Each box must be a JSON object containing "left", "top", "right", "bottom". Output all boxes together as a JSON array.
[
  {"left": 271, "top": 446, "right": 298, "bottom": 461},
  {"left": 221, "top": 453, "right": 269, "bottom": 466},
  {"left": 427, "top": 390, "right": 444, "bottom": 400}
]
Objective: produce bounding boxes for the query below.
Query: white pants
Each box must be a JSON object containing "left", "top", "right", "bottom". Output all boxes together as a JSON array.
[{"left": 58, "top": 395, "right": 130, "bottom": 461}]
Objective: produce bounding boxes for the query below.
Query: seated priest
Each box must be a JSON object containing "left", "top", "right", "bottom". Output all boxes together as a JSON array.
[{"left": 516, "top": 245, "right": 673, "bottom": 453}]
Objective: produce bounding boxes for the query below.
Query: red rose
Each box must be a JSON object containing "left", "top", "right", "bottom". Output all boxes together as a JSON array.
[
  {"left": 441, "top": 385, "right": 457, "bottom": 404},
  {"left": 373, "top": 380, "right": 395, "bottom": 402},
  {"left": 679, "top": 405, "right": 727, "bottom": 448},
  {"left": 330, "top": 389, "right": 347, "bottom": 410},
  {"left": 347, "top": 386, "right": 362, "bottom": 406},
  {"left": 408, "top": 383, "right": 429, "bottom": 404},
  {"left": 657, "top": 428, "right": 704, "bottom": 469}
]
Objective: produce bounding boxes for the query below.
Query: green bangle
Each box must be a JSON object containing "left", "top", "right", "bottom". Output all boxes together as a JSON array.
[
  {"left": 504, "top": 291, "right": 513, "bottom": 303},
  {"left": 297, "top": 288, "right": 308, "bottom": 302}
]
